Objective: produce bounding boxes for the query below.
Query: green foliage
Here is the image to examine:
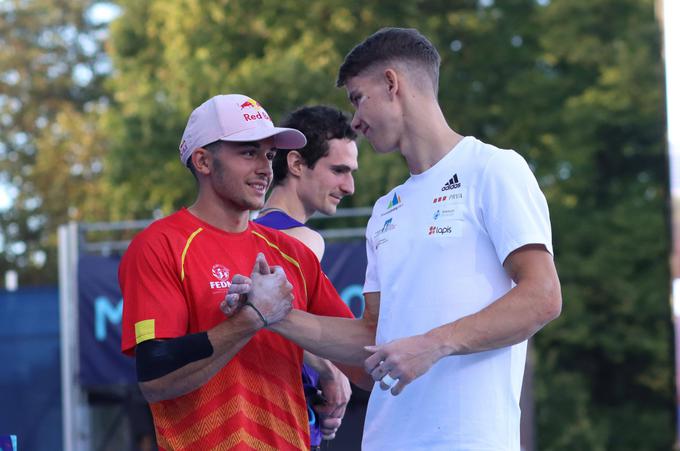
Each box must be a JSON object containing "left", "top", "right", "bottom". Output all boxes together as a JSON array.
[{"left": 0, "top": 0, "right": 113, "bottom": 283}]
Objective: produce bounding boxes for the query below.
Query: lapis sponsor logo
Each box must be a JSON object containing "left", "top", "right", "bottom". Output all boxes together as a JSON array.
[{"left": 428, "top": 225, "right": 452, "bottom": 235}]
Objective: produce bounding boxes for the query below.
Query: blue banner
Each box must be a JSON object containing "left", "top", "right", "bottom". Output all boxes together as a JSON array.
[
  {"left": 78, "top": 254, "right": 134, "bottom": 387},
  {"left": 77, "top": 241, "right": 367, "bottom": 387},
  {"left": 321, "top": 240, "right": 367, "bottom": 318}
]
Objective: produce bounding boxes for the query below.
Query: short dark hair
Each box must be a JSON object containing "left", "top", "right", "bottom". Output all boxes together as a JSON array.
[
  {"left": 186, "top": 140, "right": 223, "bottom": 179},
  {"left": 336, "top": 27, "right": 441, "bottom": 95},
  {"left": 271, "top": 105, "right": 357, "bottom": 187}
]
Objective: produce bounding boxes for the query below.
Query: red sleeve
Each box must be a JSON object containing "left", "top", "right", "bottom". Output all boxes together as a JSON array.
[
  {"left": 119, "top": 229, "right": 189, "bottom": 355},
  {"left": 299, "top": 247, "right": 354, "bottom": 319}
]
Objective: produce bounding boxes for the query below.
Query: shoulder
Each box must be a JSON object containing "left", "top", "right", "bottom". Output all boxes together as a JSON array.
[
  {"left": 250, "top": 222, "right": 319, "bottom": 264},
  {"left": 470, "top": 138, "right": 532, "bottom": 177},
  {"left": 283, "top": 227, "right": 325, "bottom": 261},
  {"left": 367, "top": 190, "right": 399, "bottom": 224},
  {"left": 450, "top": 136, "right": 519, "bottom": 173},
  {"left": 125, "top": 211, "right": 200, "bottom": 258}
]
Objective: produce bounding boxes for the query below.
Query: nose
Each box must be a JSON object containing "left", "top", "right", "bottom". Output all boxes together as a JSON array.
[
  {"left": 255, "top": 153, "right": 273, "bottom": 177},
  {"left": 351, "top": 111, "right": 362, "bottom": 131},
  {"left": 340, "top": 174, "right": 355, "bottom": 195}
]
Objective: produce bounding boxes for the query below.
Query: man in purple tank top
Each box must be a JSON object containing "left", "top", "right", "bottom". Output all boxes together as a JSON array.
[{"left": 254, "top": 105, "right": 364, "bottom": 449}]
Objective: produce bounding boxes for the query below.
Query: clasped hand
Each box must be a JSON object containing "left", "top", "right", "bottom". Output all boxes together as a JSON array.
[{"left": 220, "top": 253, "right": 293, "bottom": 327}]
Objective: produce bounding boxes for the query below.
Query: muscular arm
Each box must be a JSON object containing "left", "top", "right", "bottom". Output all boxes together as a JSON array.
[
  {"left": 365, "top": 245, "right": 562, "bottom": 395},
  {"left": 137, "top": 254, "right": 293, "bottom": 403},
  {"left": 268, "top": 291, "right": 380, "bottom": 367},
  {"left": 428, "top": 245, "right": 561, "bottom": 355},
  {"left": 281, "top": 225, "right": 372, "bottom": 389},
  {"left": 137, "top": 307, "right": 262, "bottom": 403}
]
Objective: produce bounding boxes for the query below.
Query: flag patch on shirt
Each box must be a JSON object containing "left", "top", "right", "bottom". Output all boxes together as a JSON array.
[{"left": 135, "top": 319, "right": 156, "bottom": 344}]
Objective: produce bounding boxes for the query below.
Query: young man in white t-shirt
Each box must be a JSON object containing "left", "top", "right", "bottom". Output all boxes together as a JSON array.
[{"left": 227, "top": 28, "right": 562, "bottom": 451}]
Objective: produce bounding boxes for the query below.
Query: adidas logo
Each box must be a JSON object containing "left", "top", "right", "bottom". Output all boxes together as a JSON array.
[{"left": 441, "top": 174, "right": 461, "bottom": 191}]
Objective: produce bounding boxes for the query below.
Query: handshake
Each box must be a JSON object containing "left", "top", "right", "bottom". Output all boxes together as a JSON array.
[{"left": 219, "top": 253, "right": 294, "bottom": 328}]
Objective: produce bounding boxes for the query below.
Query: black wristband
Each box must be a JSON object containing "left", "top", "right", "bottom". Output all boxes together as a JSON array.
[{"left": 244, "top": 301, "right": 269, "bottom": 328}]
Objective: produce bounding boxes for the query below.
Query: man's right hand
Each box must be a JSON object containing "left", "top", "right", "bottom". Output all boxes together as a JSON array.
[{"left": 241, "top": 253, "right": 294, "bottom": 327}]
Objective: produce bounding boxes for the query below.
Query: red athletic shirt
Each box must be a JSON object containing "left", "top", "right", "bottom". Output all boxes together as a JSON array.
[{"left": 119, "top": 208, "right": 353, "bottom": 451}]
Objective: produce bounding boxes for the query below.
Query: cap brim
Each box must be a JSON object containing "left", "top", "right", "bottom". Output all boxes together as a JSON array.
[{"left": 219, "top": 126, "right": 306, "bottom": 149}]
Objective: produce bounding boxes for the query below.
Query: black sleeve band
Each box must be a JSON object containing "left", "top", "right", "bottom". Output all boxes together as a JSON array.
[{"left": 136, "top": 332, "right": 214, "bottom": 382}]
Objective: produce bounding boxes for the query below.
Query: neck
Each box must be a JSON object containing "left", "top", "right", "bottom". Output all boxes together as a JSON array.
[
  {"left": 262, "top": 184, "right": 310, "bottom": 224},
  {"left": 188, "top": 190, "right": 250, "bottom": 233},
  {"left": 399, "top": 98, "right": 463, "bottom": 174}
]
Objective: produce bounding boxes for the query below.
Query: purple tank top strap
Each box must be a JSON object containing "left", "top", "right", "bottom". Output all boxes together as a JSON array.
[{"left": 253, "top": 210, "right": 306, "bottom": 229}]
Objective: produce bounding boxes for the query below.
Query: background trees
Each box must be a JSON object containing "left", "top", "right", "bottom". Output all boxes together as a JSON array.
[{"left": 0, "top": 0, "right": 112, "bottom": 284}]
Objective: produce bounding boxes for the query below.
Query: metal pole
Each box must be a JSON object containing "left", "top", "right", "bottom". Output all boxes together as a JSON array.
[{"left": 59, "top": 222, "right": 90, "bottom": 451}]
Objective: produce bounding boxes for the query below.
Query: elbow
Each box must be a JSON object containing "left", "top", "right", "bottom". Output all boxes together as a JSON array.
[
  {"left": 139, "top": 380, "right": 169, "bottom": 404},
  {"left": 538, "top": 281, "right": 562, "bottom": 325},
  {"left": 139, "top": 381, "right": 159, "bottom": 403}
]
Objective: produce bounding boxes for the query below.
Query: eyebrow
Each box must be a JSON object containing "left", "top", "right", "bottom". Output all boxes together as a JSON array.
[
  {"left": 330, "top": 164, "right": 357, "bottom": 172},
  {"left": 235, "top": 141, "right": 261, "bottom": 148},
  {"left": 235, "top": 141, "right": 276, "bottom": 151}
]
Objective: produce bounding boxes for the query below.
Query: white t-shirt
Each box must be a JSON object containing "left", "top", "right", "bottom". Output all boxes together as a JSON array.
[{"left": 362, "top": 136, "right": 553, "bottom": 451}]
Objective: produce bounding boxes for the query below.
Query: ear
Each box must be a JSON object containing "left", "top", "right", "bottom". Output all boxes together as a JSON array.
[
  {"left": 286, "top": 150, "right": 305, "bottom": 177},
  {"left": 191, "top": 148, "right": 212, "bottom": 176},
  {"left": 384, "top": 68, "right": 400, "bottom": 98}
]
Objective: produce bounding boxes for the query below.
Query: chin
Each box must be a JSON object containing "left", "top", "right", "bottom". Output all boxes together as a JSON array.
[
  {"left": 369, "top": 141, "right": 395, "bottom": 154},
  {"left": 319, "top": 205, "right": 337, "bottom": 216},
  {"left": 243, "top": 198, "right": 265, "bottom": 211}
]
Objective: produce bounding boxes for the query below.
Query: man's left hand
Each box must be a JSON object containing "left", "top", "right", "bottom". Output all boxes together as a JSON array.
[
  {"left": 364, "top": 334, "right": 444, "bottom": 396},
  {"left": 315, "top": 368, "right": 352, "bottom": 440}
]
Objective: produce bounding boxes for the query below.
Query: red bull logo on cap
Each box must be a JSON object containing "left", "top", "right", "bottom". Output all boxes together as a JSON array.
[
  {"left": 240, "top": 97, "right": 271, "bottom": 122},
  {"left": 240, "top": 98, "right": 262, "bottom": 110}
]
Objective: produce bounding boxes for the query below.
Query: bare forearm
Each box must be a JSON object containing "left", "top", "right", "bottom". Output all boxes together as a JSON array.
[
  {"left": 428, "top": 280, "right": 561, "bottom": 357},
  {"left": 140, "top": 309, "right": 261, "bottom": 403},
  {"left": 270, "top": 309, "right": 376, "bottom": 366},
  {"left": 304, "top": 351, "right": 374, "bottom": 391}
]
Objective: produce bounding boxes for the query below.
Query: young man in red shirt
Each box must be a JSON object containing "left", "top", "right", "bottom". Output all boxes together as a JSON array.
[{"left": 119, "top": 94, "right": 357, "bottom": 451}]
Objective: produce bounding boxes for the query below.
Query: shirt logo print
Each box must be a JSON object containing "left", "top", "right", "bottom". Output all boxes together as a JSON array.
[
  {"left": 441, "top": 174, "right": 461, "bottom": 191},
  {"left": 210, "top": 264, "right": 231, "bottom": 290}
]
